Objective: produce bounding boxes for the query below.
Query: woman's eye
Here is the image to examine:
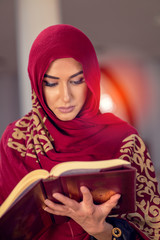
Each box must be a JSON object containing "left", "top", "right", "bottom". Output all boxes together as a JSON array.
[
  {"left": 43, "top": 80, "right": 58, "bottom": 87},
  {"left": 71, "top": 78, "right": 85, "bottom": 85}
]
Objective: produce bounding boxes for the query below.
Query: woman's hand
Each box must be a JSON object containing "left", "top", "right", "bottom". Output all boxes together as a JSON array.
[{"left": 44, "top": 186, "right": 121, "bottom": 240}]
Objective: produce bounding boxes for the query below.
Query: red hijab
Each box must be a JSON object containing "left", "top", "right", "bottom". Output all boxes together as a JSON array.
[
  {"left": 26, "top": 24, "right": 126, "bottom": 170},
  {"left": 28, "top": 24, "right": 101, "bottom": 121}
]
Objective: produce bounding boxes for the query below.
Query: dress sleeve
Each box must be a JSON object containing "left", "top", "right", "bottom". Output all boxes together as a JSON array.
[
  {"left": 115, "top": 133, "right": 160, "bottom": 240},
  {"left": 0, "top": 124, "right": 28, "bottom": 204},
  {"left": 0, "top": 127, "right": 15, "bottom": 204}
]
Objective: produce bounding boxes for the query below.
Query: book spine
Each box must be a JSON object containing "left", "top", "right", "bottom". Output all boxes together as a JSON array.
[{"left": 40, "top": 181, "right": 55, "bottom": 224}]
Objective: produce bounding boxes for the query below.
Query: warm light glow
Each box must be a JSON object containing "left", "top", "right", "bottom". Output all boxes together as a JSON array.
[
  {"left": 100, "top": 70, "right": 133, "bottom": 123},
  {"left": 100, "top": 93, "right": 116, "bottom": 113}
]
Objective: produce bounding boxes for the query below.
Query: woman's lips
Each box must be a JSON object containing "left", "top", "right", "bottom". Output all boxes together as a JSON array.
[{"left": 58, "top": 106, "right": 75, "bottom": 113}]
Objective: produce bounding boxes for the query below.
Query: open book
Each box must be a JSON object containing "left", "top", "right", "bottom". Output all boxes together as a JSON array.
[{"left": 0, "top": 159, "right": 136, "bottom": 240}]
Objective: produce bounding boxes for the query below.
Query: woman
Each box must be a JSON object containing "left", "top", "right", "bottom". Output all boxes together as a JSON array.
[{"left": 0, "top": 24, "right": 159, "bottom": 240}]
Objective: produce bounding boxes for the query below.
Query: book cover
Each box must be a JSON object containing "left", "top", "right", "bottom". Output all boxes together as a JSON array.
[
  {"left": 44, "top": 165, "right": 136, "bottom": 214},
  {"left": 0, "top": 159, "right": 136, "bottom": 239},
  {"left": 0, "top": 182, "right": 53, "bottom": 240}
]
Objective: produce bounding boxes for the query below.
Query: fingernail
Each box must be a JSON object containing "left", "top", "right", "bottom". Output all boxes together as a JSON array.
[
  {"left": 80, "top": 186, "right": 88, "bottom": 192},
  {"left": 52, "top": 193, "right": 59, "bottom": 198},
  {"left": 116, "top": 194, "right": 121, "bottom": 199}
]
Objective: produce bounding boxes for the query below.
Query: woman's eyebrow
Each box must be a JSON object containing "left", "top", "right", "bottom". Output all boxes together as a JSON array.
[
  {"left": 44, "top": 70, "right": 83, "bottom": 80},
  {"left": 70, "top": 70, "right": 83, "bottom": 79},
  {"left": 44, "top": 74, "right": 59, "bottom": 79}
]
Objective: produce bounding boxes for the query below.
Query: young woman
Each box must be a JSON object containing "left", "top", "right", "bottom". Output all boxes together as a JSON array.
[{"left": 0, "top": 24, "right": 159, "bottom": 240}]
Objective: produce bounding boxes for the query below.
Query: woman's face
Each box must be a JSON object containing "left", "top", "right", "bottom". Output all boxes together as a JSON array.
[{"left": 43, "top": 58, "right": 88, "bottom": 121}]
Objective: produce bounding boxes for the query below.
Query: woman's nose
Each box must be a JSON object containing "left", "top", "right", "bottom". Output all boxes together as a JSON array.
[{"left": 61, "top": 84, "right": 71, "bottom": 103}]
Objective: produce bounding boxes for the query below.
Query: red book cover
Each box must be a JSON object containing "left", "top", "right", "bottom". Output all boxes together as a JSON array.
[
  {"left": 0, "top": 182, "right": 53, "bottom": 240},
  {"left": 0, "top": 160, "right": 136, "bottom": 239},
  {"left": 44, "top": 165, "right": 136, "bottom": 215}
]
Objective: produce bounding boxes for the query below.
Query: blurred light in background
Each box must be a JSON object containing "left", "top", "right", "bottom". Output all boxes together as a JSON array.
[
  {"left": 99, "top": 65, "right": 135, "bottom": 125},
  {"left": 98, "top": 52, "right": 153, "bottom": 129},
  {"left": 98, "top": 52, "right": 160, "bottom": 185},
  {"left": 100, "top": 94, "right": 115, "bottom": 113}
]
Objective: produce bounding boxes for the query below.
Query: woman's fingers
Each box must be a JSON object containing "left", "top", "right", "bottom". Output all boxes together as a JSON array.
[
  {"left": 80, "top": 186, "right": 93, "bottom": 205},
  {"left": 54, "top": 193, "right": 79, "bottom": 210},
  {"left": 81, "top": 186, "right": 120, "bottom": 212},
  {"left": 107, "top": 193, "right": 121, "bottom": 206},
  {"left": 44, "top": 198, "right": 76, "bottom": 216},
  {"left": 45, "top": 193, "right": 79, "bottom": 216},
  {"left": 44, "top": 199, "right": 68, "bottom": 212},
  {"left": 102, "top": 193, "right": 121, "bottom": 214},
  {"left": 44, "top": 189, "right": 121, "bottom": 219},
  {"left": 44, "top": 187, "right": 94, "bottom": 216}
]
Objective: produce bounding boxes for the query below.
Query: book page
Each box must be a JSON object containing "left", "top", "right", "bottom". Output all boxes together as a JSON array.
[
  {"left": 50, "top": 159, "right": 130, "bottom": 177},
  {"left": 0, "top": 169, "right": 49, "bottom": 217}
]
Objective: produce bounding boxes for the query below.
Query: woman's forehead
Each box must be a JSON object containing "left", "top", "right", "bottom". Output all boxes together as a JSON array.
[{"left": 46, "top": 58, "right": 83, "bottom": 73}]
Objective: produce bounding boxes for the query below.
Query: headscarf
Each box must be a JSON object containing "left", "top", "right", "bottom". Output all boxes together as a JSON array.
[
  {"left": 25, "top": 24, "right": 125, "bottom": 169},
  {"left": 28, "top": 24, "right": 101, "bottom": 121}
]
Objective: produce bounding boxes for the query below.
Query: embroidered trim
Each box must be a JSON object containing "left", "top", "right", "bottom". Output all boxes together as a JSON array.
[
  {"left": 119, "top": 134, "right": 160, "bottom": 240},
  {"left": 7, "top": 92, "right": 54, "bottom": 159}
]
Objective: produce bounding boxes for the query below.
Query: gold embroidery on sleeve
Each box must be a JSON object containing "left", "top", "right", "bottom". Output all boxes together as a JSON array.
[{"left": 119, "top": 134, "right": 160, "bottom": 240}]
